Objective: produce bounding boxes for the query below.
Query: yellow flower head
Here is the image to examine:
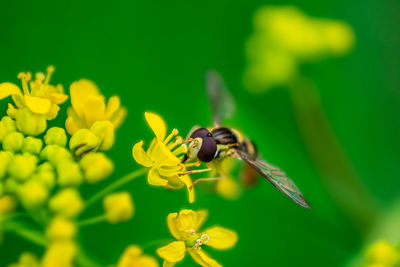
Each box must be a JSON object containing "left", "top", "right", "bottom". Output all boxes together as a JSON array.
[
  {"left": 0, "top": 66, "right": 68, "bottom": 120},
  {"left": 65, "top": 79, "right": 127, "bottom": 135},
  {"left": 157, "top": 209, "right": 238, "bottom": 267},
  {"left": 365, "top": 240, "right": 400, "bottom": 266},
  {"left": 132, "top": 112, "right": 195, "bottom": 203},
  {"left": 41, "top": 241, "right": 76, "bottom": 267},
  {"left": 103, "top": 192, "right": 135, "bottom": 224},
  {"left": 117, "top": 245, "right": 159, "bottom": 267}
]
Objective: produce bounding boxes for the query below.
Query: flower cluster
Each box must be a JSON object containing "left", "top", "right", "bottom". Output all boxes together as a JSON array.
[
  {"left": 244, "top": 6, "right": 355, "bottom": 92},
  {"left": 2, "top": 67, "right": 238, "bottom": 267},
  {"left": 0, "top": 67, "right": 136, "bottom": 266}
]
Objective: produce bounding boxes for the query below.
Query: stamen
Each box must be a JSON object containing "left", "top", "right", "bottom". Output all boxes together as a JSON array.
[
  {"left": 172, "top": 144, "right": 187, "bottom": 156},
  {"left": 163, "top": 129, "right": 179, "bottom": 144},
  {"left": 200, "top": 234, "right": 209, "bottom": 244},
  {"left": 17, "top": 72, "right": 31, "bottom": 95},
  {"left": 167, "top": 137, "right": 183, "bottom": 150},
  {"left": 44, "top": 65, "right": 55, "bottom": 85},
  {"left": 184, "top": 161, "right": 201, "bottom": 168},
  {"left": 190, "top": 229, "right": 195, "bottom": 235}
]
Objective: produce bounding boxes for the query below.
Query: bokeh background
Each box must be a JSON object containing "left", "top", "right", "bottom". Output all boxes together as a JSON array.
[{"left": 1, "top": 0, "right": 400, "bottom": 266}]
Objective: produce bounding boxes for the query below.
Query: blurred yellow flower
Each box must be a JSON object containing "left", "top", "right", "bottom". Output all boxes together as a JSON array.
[
  {"left": 41, "top": 241, "right": 76, "bottom": 267},
  {"left": 364, "top": 240, "right": 400, "bottom": 267},
  {"left": 45, "top": 217, "right": 77, "bottom": 241},
  {"left": 117, "top": 245, "right": 159, "bottom": 267},
  {"left": 7, "top": 252, "right": 40, "bottom": 267},
  {"left": 80, "top": 152, "right": 114, "bottom": 183},
  {"left": 244, "top": 6, "right": 355, "bottom": 92},
  {"left": 103, "top": 192, "right": 134, "bottom": 223},
  {"left": 49, "top": 188, "right": 84, "bottom": 218},
  {"left": 65, "top": 79, "right": 126, "bottom": 135},
  {"left": 214, "top": 158, "right": 241, "bottom": 200},
  {"left": 157, "top": 209, "right": 238, "bottom": 267},
  {"left": 0, "top": 195, "right": 17, "bottom": 214},
  {"left": 0, "top": 66, "right": 67, "bottom": 120},
  {"left": 132, "top": 112, "right": 194, "bottom": 203}
]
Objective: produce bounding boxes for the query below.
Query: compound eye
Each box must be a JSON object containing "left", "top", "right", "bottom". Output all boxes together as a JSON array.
[
  {"left": 198, "top": 136, "right": 217, "bottom": 162},
  {"left": 190, "top": 128, "right": 210, "bottom": 139}
]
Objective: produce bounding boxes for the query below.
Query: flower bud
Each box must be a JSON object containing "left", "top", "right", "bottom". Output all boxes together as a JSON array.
[
  {"left": 4, "top": 178, "right": 19, "bottom": 194},
  {"left": 103, "top": 192, "right": 134, "bottom": 224},
  {"left": 0, "top": 195, "right": 17, "bottom": 213},
  {"left": 15, "top": 108, "right": 47, "bottom": 136},
  {"left": 14, "top": 252, "right": 40, "bottom": 267},
  {"left": 0, "top": 116, "right": 16, "bottom": 142},
  {"left": 2, "top": 132, "right": 24, "bottom": 152},
  {"left": 22, "top": 136, "right": 43, "bottom": 155},
  {"left": 80, "top": 153, "right": 114, "bottom": 183},
  {"left": 0, "top": 151, "right": 14, "bottom": 179},
  {"left": 42, "top": 241, "right": 76, "bottom": 267},
  {"left": 45, "top": 217, "right": 77, "bottom": 241},
  {"left": 90, "top": 121, "right": 115, "bottom": 151},
  {"left": 8, "top": 153, "right": 38, "bottom": 181},
  {"left": 56, "top": 160, "right": 83, "bottom": 187},
  {"left": 49, "top": 188, "right": 84, "bottom": 218},
  {"left": 44, "top": 127, "right": 67, "bottom": 147},
  {"left": 31, "top": 164, "right": 56, "bottom": 190},
  {"left": 365, "top": 240, "right": 399, "bottom": 266},
  {"left": 18, "top": 180, "right": 49, "bottom": 210},
  {"left": 40, "top": 145, "right": 72, "bottom": 167},
  {"left": 69, "top": 129, "right": 100, "bottom": 156}
]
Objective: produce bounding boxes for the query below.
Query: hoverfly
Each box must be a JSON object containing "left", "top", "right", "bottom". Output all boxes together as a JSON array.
[{"left": 181, "top": 70, "right": 311, "bottom": 209}]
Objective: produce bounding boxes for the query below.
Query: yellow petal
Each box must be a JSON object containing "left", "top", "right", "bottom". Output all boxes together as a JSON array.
[
  {"left": 12, "top": 94, "right": 25, "bottom": 108},
  {"left": 109, "top": 107, "right": 127, "bottom": 129},
  {"left": 179, "top": 175, "right": 195, "bottom": 203},
  {"left": 135, "top": 256, "right": 159, "bottom": 267},
  {"left": 188, "top": 250, "right": 221, "bottom": 267},
  {"left": 50, "top": 93, "right": 68, "bottom": 104},
  {"left": 145, "top": 112, "right": 166, "bottom": 141},
  {"left": 167, "top": 212, "right": 182, "bottom": 240},
  {"left": 203, "top": 226, "right": 238, "bottom": 249},
  {"left": 151, "top": 143, "right": 180, "bottom": 167},
  {"left": 105, "top": 96, "right": 121, "bottom": 119},
  {"left": 70, "top": 79, "right": 100, "bottom": 117},
  {"left": 0, "top": 82, "right": 22, "bottom": 99},
  {"left": 132, "top": 141, "right": 153, "bottom": 167},
  {"left": 82, "top": 95, "right": 106, "bottom": 127},
  {"left": 156, "top": 241, "right": 186, "bottom": 263},
  {"left": 45, "top": 104, "right": 60, "bottom": 120},
  {"left": 7, "top": 103, "right": 17, "bottom": 119},
  {"left": 177, "top": 209, "right": 198, "bottom": 232},
  {"left": 148, "top": 168, "right": 168, "bottom": 186},
  {"left": 195, "top": 210, "right": 208, "bottom": 231},
  {"left": 24, "top": 95, "right": 52, "bottom": 114},
  {"left": 65, "top": 117, "right": 82, "bottom": 135}
]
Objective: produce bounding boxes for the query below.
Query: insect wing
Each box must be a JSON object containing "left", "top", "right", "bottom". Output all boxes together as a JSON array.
[
  {"left": 235, "top": 149, "right": 311, "bottom": 209},
  {"left": 206, "top": 70, "right": 235, "bottom": 126}
]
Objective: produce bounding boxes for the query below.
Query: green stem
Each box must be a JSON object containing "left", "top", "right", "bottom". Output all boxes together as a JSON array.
[
  {"left": 84, "top": 168, "right": 146, "bottom": 210},
  {"left": 288, "top": 79, "right": 380, "bottom": 235},
  {"left": 3, "top": 220, "right": 47, "bottom": 247},
  {"left": 78, "top": 215, "right": 106, "bottom": 227}
]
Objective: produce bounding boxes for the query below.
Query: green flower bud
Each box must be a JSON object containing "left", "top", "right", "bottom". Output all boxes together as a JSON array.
[
  {"left": 0, "top": 151, "right": 14, "bottom": 179},
  {"left": 45, "top": 217, "right": 77, "bottom": 241},
  {"left": 18, "top": 180, "right": 48, "bottom": 210},
  {"left": 44, "top": 127, "right": 67, "bottom": 147},
  {"left": 49, "top": 188, "right": 84, "bottom": 218},
  {"left": 40, "top": 145, "right": 72, "bottom": 167},
  {"left": 185, "top": 239, "right": 196, "bottom": 248},
  {"left": 31, "top": 169, "right": 56, "bottom": 190},
  {"left": 2, "top": 132, "right": 24, "bottom": 152},
  {"left": 0, "top": 116, "right": 16, "bottom": 142},
  {"left": 80, "top": 153, "right": 114, "bottom": 183},
  {"left": 69, "top": 129, "right": 100, "bottom": 156},
  {"left": 15, "top": 108, "right": 47, "bottom": 136},
  {"left": 4, "top": 178, "right": 19, "bottom": 194},
  {"left": 103, "top": 192, "right": 134, "bottom": 223},
  {"left": 8, "top": 153, "right": 38, "bottom": 181},
  {"left": 22, "top": 136, "right": 43, "bottom": 155},
  {"left": 56, "top": 160, "right": 83, "bottom": 187},
  {"left": 90, "top": 121, "right": 115, "bottom": 151},
  {"left": 17, "top": 252, "right": 40, "bottom": 266}
]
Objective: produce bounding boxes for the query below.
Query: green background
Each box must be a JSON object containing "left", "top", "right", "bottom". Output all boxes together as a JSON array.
[{"left": 1, "top": 0, "right": 399, "bottom": 266}]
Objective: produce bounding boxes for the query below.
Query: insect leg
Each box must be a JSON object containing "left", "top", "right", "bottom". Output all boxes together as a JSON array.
[
  {"left": 178, "top": 167, "right": 212, "bottom": 176},
  {"left": 190, "top": 175, "right": 226, "bottom": 189}
]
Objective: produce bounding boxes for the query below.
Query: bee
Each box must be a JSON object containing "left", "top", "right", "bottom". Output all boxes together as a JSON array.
[{"left": 182, "top": 70, "right": 311, "bottom": 209}]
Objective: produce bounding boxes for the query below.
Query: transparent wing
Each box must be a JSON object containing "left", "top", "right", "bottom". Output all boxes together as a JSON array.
[
  {"left": 206, "top": 70, "right": 235, "bottom": 126},
  {"left": 235, "top": 149, "right": 311, "bottom": 209}
]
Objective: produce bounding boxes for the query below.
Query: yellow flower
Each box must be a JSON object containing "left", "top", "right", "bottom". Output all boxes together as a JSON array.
[
  {"left": 41, "top": 241, "right": 76, "bottom": 267},
  {"left": 103, "top": 192, "right": 134, "bottom": 223},
  {"left": 132, "top": 112, "right": 195, "bottom": 203},
  {"left": 214, "top": 158, "right": 241, "bottom": 200},
  {"left": 0, "top": 66, "right": 68, "bottom": 120},
  {"left": 7, "top": 252, "right": 40, "bottom": 267},
  {"left": 45, "top": 217, "right": 77, "bottom": 241},
  {"left": 80, "top": 152, "right": 114, "bottom": 183},
  {"left": 49, "top": 188, "right": 84, "bottom": 218},
  {"left": 157, "top": 209, "right": 238, "bottom": 267},
  {"left": 0, "top": 195, "right": 17, "bottom": 214},
  {"left": 65, "top": 79, "right": 126, "bottom": 135},
  {"left": 365, "top": 240, "right": 400, "bottom": 266},
  {"left": 117, "top": 245, "right": 159, "bottom": 267}
]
